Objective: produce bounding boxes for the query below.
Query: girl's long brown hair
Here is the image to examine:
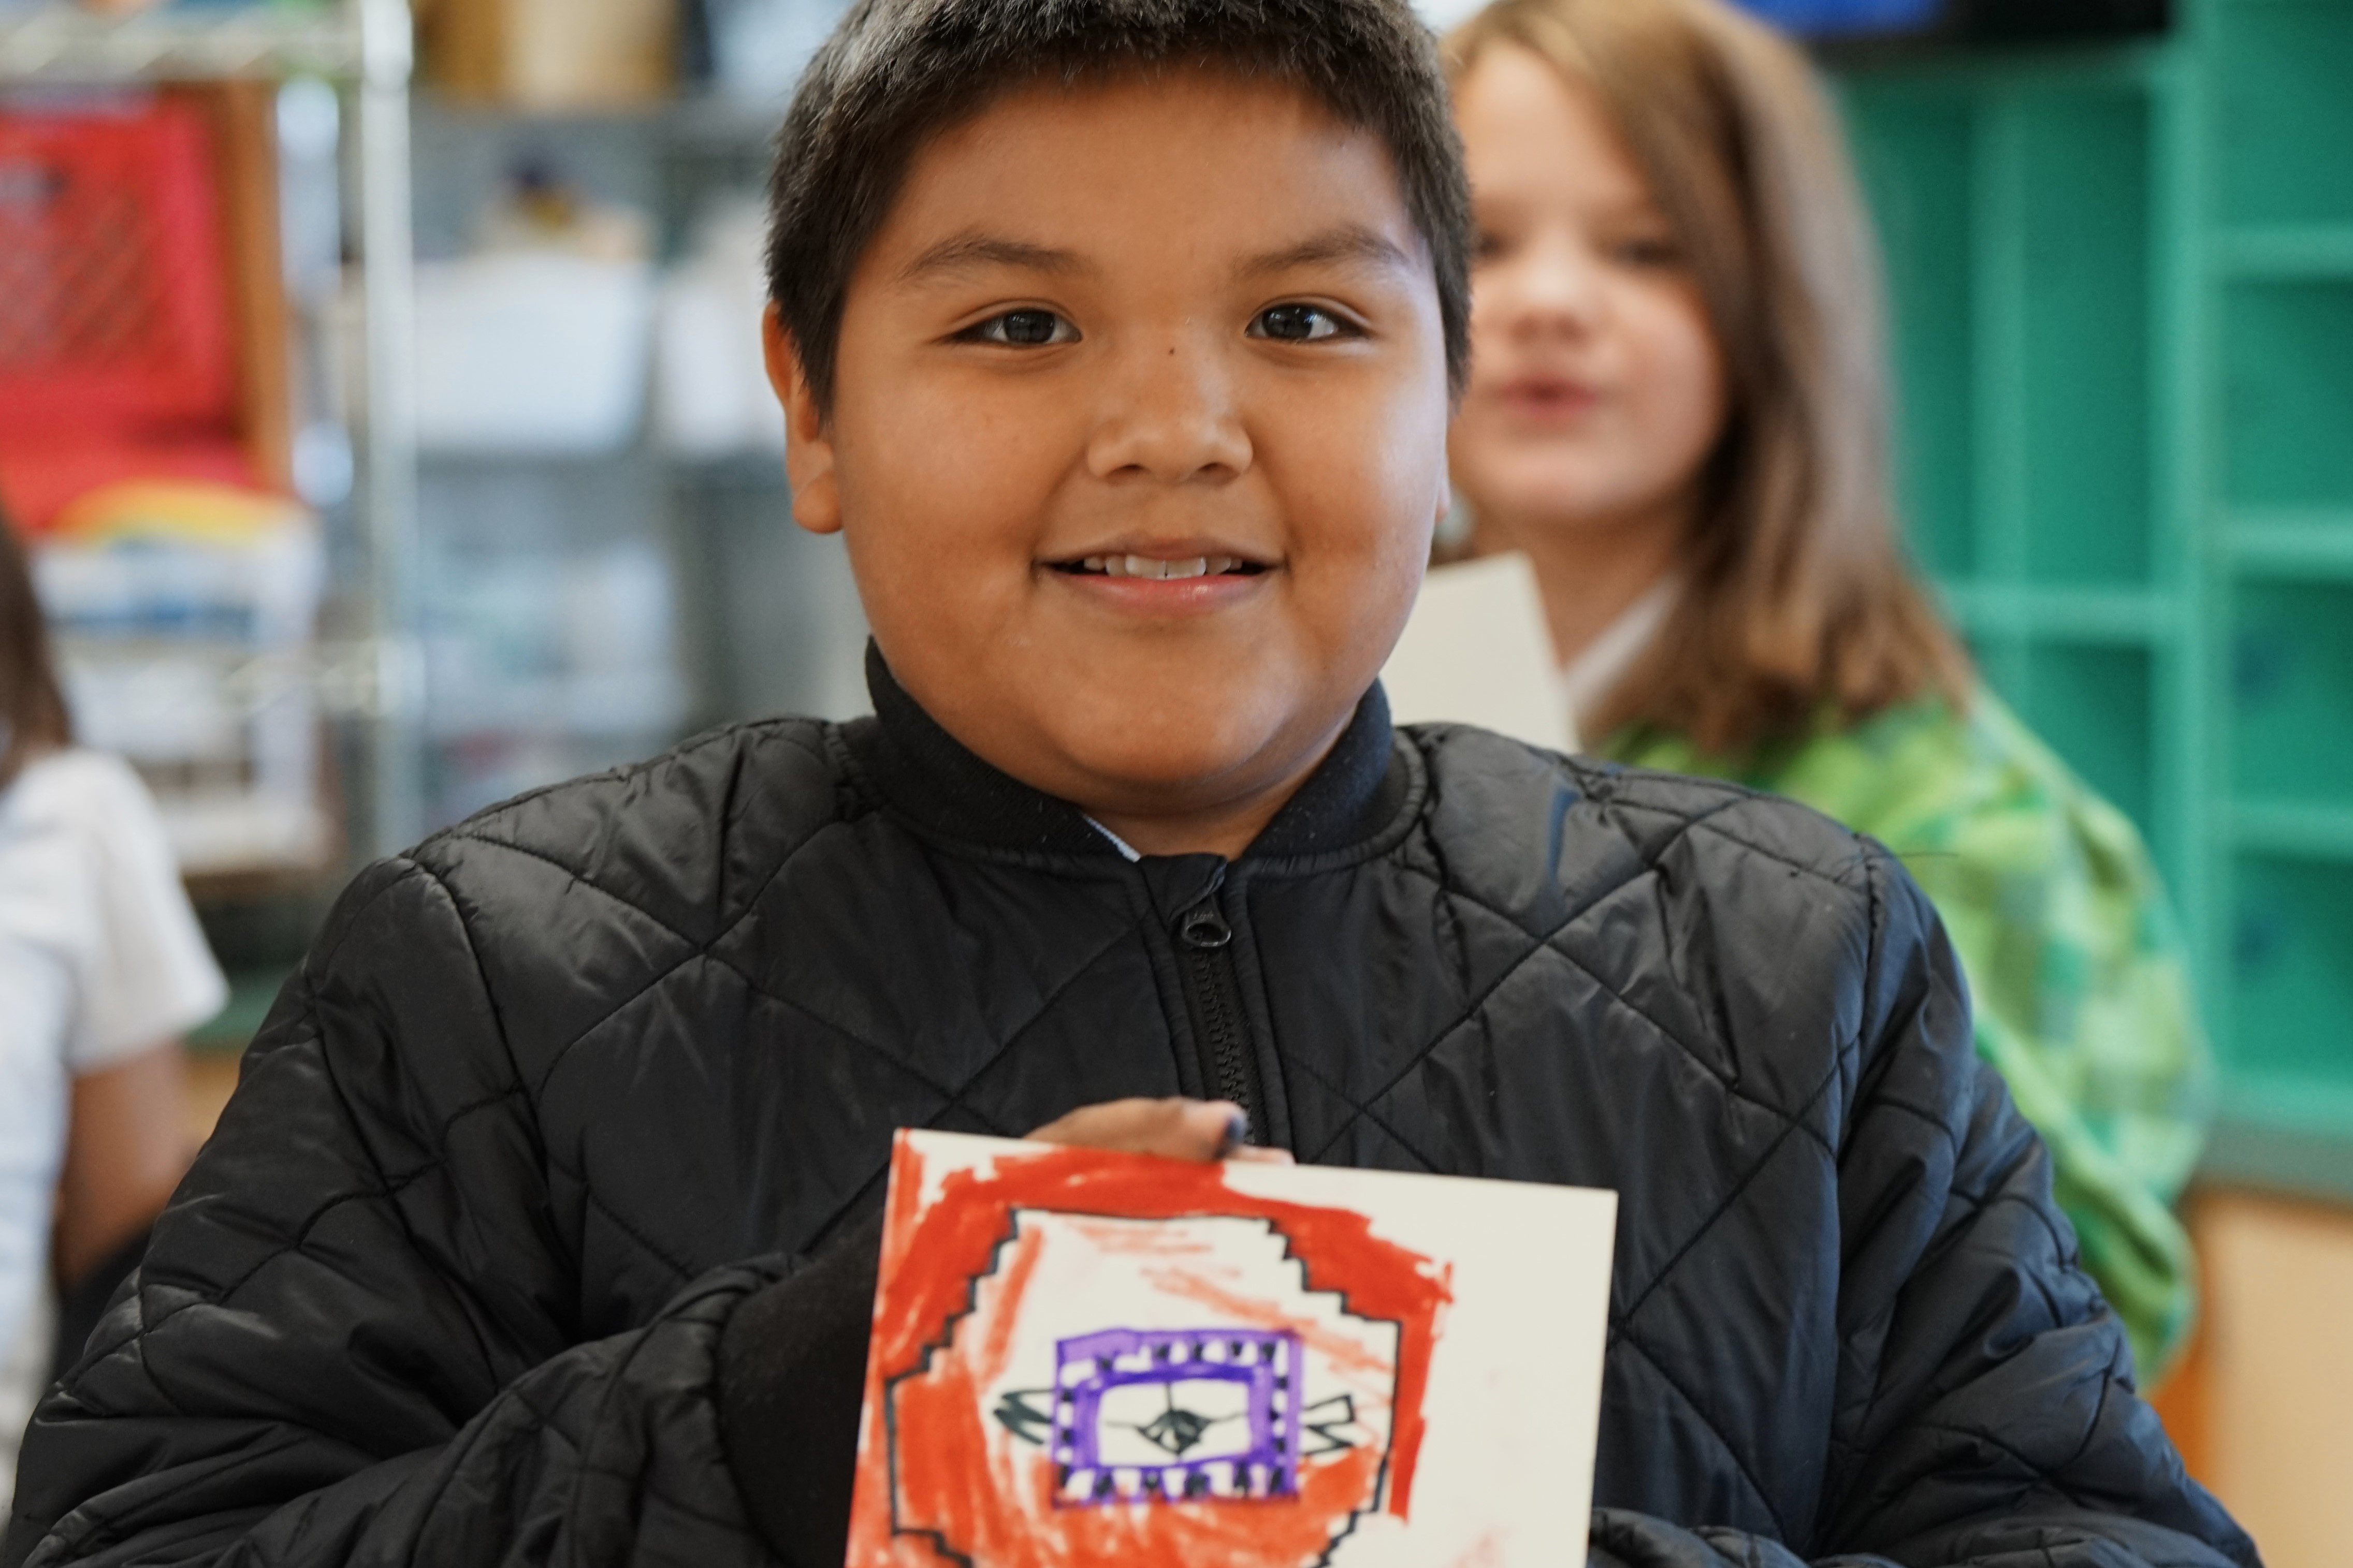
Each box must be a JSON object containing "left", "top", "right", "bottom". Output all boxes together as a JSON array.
[
  {"left": 1447, "top": 0, "right": 1970, "bottom": 756},
  {"left": 0, "top": 513, "right": 72, "bottom": 787}
]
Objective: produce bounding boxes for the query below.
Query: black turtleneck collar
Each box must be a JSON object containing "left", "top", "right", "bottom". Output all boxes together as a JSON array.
[{"left": 846, "top": 642, "right": 1406, "bottom": 863}]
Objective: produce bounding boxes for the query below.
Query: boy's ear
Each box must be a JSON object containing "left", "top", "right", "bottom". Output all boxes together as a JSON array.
[{"left": 764, "top": 304, "right": 842, "bottom": 537}]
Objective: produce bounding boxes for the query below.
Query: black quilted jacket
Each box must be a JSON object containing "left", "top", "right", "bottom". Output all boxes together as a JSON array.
[{"left": 6, "top": 660, "right": 2256, "bottom": 1568}]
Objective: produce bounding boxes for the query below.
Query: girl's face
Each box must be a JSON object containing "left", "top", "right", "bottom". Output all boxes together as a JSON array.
[{"left": 1449, "top": 45, "right": 1729, "bottom": 544}]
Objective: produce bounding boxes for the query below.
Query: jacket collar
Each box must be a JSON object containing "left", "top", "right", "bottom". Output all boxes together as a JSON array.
[{"left": 848, "top": 642, "right": 1406, "bottom": 862}]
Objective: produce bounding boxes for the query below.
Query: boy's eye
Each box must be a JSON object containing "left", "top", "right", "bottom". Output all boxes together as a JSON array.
[
  {"left": 965, "top": 310, "right": 1078, "bottom": 346},
  {"left": 1249, "top": 304, "right": 1352, "bottom": 343}
]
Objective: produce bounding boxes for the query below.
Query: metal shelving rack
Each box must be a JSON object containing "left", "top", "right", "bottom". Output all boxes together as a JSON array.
[
  {"left": 0, "top": 2, "right": 359, "bottom": 76},
  {"left": 0, "top": 0, "right": 426, "bottom": 859}
]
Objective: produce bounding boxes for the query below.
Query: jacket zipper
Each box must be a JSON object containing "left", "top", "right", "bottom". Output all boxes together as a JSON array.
[{"left": 1175, "top": 892, "right": 1265, "bottom": 1138}]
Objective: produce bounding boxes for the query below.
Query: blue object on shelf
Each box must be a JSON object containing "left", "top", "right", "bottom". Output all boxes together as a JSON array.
[
  {"left": 1734, "top": 0, "right": 1942, "bottom": 35},
  {"left": 1734, "top": 0, "right": 2167, "bottom": 42}
]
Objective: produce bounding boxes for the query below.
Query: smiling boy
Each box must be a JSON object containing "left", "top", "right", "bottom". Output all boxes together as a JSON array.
[
  {"left": 4, "top": 3, "right": 2254, "bottom": 1568},
  {"left": 772, "top": 48, "right": 1451, "bottom": 854}
]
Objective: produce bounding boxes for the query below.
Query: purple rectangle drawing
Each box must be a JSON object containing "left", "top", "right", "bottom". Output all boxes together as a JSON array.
[{"left": 1049, "top": 1328, "right": 1302, "bottom": 1506}]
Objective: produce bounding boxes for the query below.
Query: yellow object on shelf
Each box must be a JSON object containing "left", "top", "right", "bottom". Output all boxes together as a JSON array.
[
  {"left": 421, "top": 0, "right": 677, "bottom": 111},
  {"left": 34, "top": 478, "right": 333, "bottom": 880},
  {"left": 48, "top": 478, "right": 313, "bottom": 549}
]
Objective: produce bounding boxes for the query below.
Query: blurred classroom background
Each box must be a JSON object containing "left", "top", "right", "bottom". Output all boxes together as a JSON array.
[{"left": 0, "top": 0, "right": 2346, "bottom": 1559}]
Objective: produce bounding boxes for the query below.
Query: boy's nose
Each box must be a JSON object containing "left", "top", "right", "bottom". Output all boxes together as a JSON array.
[{"left": 1085, "top": 335, "right": 1254, "bottom": 485}]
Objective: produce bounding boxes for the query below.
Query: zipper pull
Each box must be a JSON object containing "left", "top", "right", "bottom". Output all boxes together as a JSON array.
[{"left": 1176, "top": 903, "right": 1232, "bottom": 950}]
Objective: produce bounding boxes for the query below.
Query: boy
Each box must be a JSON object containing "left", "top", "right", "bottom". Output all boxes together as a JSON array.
[{"left": 6, "top": 2, "right": 2254, "bottom": 1566}]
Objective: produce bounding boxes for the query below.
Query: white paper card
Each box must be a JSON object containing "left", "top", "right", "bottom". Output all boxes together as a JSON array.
[
  {"left": 1381, "top": 554, "right": 1573, "bottom": 754},
  {"left": 845, "top": 1130, "right": 1617, "bottom": 1568}
]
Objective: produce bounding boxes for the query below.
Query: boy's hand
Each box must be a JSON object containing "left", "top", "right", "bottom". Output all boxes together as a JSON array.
[{"left": 1027, "top": 1098, "right": 1294, "bottom": 1164}]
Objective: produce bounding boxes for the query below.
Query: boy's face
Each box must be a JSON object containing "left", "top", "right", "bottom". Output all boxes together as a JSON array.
[{"left": 773, "top": 71, "right": 1451, "bottom": 843}]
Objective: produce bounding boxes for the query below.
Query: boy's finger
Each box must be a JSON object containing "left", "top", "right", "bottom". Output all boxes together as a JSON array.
[{"left": 1025, "top": 1097, "right": 1241, "bottom": 1161}]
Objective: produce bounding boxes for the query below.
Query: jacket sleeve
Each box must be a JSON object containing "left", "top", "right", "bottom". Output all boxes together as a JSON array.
[
  {"left": 1587, "top": 849, "right": 2258, "bottom": 1568},
  {"left": 2, "top": 858, "right": 788, "bottom": 1568}
]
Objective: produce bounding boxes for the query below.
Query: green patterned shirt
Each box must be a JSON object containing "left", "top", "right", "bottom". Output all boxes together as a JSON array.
[{"left": 1606, "top": 690, "right": 2210, "bottom": 1378}]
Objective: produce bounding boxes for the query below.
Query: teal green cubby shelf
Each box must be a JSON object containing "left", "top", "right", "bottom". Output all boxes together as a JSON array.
[{"left": 1834, "top": 0, "right": 2353, "bottom": 1197}]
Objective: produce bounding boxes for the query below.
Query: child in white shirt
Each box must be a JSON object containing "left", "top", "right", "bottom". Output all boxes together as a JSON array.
[{"left": 0, "top": 519, "right": 224, "bottom": 1507}]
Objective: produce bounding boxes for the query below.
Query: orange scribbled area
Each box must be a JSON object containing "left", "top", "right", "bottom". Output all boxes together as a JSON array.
[{"left": 846, "top": 1137, "right": 1454, "bottom": 1568}]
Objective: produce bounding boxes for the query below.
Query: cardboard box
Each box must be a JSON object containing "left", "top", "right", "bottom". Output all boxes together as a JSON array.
[{"left": 423, "top": 0, "right": 678, "bottom": 110}]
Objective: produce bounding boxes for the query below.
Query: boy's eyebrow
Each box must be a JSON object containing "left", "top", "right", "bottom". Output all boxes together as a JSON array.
[
  {"left": 895, "top": 224, "right": 1414, "bottom": 287},
  {"left": 898, "top": 232, "right": 1093, "bottom": 283},
  {"left": 1236, "top": 224, "right": 1416, "bottom": 281}
]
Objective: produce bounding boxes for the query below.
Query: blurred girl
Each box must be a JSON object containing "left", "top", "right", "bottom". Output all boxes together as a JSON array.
[
  {"left": 1442, "top": 0, "right": 2207, "bottom": 1374},
  {"left": 0, "top": 516, "right": 220, "bottom": 1503}
]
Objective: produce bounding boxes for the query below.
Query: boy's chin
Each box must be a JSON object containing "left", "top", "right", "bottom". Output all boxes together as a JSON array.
[
  {"left": 887, "top": 636, "right": 1381, "bottom": 818},
  {"left": 1036, "top": 684, "right": 1350, "bottom": 802}
]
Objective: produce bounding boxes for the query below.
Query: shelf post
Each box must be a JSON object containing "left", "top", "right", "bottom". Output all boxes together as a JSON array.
[{"left": 356, "top": 0, "right": 424, "bottom": 856}]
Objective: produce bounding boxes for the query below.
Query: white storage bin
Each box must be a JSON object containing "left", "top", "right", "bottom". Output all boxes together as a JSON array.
[
  {"left": 413, "top": 253, "right": 656, "bottom": 455},
  {"left": 655, "top": 202, "right": 782, "bottom": 457}
]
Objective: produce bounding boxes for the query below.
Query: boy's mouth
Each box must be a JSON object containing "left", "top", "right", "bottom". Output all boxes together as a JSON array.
[
  {"left": 1042, "top": 546, "right": 1276, "bottom": 620},
  {"left": 1053, "top": 554, "right": 1270, "bottom": 580}
]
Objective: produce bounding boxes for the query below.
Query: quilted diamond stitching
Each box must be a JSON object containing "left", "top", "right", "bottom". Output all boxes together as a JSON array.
[
  {"left": 431, "top": 718, "right": 832, "bottom": 871},
  {"left": 1279, "top": 1049, "right": 1443, "bottom": 1171},
  {"left": 580, "top": 921, "right": 1155, "bottom": 1279},
  {"left": 430, "top": 761, "right": 863, "bottom": 1102},
  {"left": 1686, "top": 814, "right": 1875, "bottom": 893},
  {"left": 701, "top": 916, "right": 1150, "bottom": 1124},
  {"left": 131, "top": 1155, "right": 442, "bottom": 1352},
  {"left": 1290, "top": 920, "right": 1853, "bottom": 1328},
  {"left": 1304, "top": 897, "right": 1839, "bottom": 1169},
  {"left": 701, "top": 953, "right": 970, "bottom": 1105},
  {"left": 1391, "top": 868, "right": 1815, "bottom": 1133},
  {"left": 1900, "top": 1417, "right": 2110, "bottom": 1515},
  {"left": 446, "top": 814, "right": 1156, "bottom": 1155},
  {"left": 438, "top": 831, "right": 708, "bottom": 952},
  {"left": 1296, "top": 891, "right": 1613, "bottom": 1162},
  {"left": 1615, "top": 1332, "right": 1794, "bottom": 1542},
  {"left": 1609, "top": 1059, "right": 1847, "bottom": 1326},
  {"left": 577, "top": 1180, "right": 702, "bottom": 1288}
]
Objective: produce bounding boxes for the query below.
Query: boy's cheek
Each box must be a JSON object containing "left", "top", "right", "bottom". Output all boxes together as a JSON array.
[
  {"left": 1291, "top": 544, "right": 1428, "bottom": 682},
  {"left": 836, "top": 372, "right": 1080, "bottom": 531},
  {"left": 1268, "top": 395, "right": 1449, "bottom": 563}
]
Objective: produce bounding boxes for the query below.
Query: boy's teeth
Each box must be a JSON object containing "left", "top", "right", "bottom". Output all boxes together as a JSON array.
[
  {"left": 1062, "top": 551, "right": 1254, "bottom": 579},
  {"left": 1094, "top": 555, "right": 1239, "bottom": 579}
]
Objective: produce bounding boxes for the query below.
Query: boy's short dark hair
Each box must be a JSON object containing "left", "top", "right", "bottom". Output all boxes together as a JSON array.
[{"left": 766, "top": 0, "right": 1472, "bottom": 414}]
